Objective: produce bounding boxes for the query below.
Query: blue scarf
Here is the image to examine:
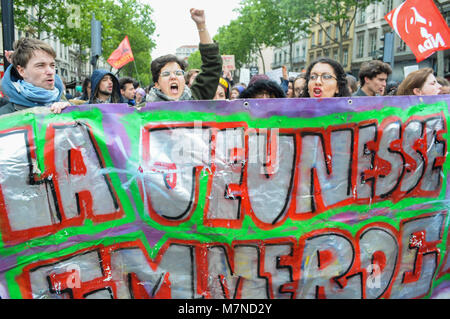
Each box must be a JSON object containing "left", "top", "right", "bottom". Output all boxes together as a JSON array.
[{"left": 2, "top": 64, "right": 63, "bottom": 108}]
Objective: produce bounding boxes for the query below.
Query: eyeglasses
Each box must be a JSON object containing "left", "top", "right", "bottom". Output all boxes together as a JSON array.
[
  {"left": 309, "top": 73, "right": 337, "bottom": 81},
  {"left": 160, "top": 70, "right": 185, "bottom": 78}
]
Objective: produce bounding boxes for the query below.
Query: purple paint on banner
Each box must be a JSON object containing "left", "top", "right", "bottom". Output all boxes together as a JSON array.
[{"left": 126, "top": 95, "right": 449, "bottom": 118}]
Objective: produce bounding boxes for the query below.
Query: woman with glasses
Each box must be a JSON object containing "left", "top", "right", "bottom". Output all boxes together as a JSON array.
[
  {"left": 300, "top": 58, "right": 351, "bottom": 98},
  {"left": 147, "top": 8, "right": 222, "bottom": 102}
]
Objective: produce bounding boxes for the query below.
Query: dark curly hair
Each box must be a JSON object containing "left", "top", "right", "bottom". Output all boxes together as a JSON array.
[
  {"left": 358, "top": 60, "right": 392, "bottom": 87},
  {"left": 239, "top": 79, "right": 286, "bottom": 99},
  {"left": 151, "top": 54, "right": 188, "bottom": 83},
  {"left": 301, "top": 58, "right": 351, "bottom": 98}
]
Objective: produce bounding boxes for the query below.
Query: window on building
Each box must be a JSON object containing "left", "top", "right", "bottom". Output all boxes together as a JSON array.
[
  {"left": 344, "top": 21, "right": 351, "bottom": 38},
  {"left": 343, "top": 47, "right": 349, "bottom": 67},
  {"left": 385, "top": 0, "right": 394, "bottom": 14},
  {"left": 311, "top": 32, "right": 316, "bottom": 47},
  {"left": 397, "top": 39, "right": 407, "bottom": 52},
  {"left": 369, "top": 32, "right": 377, "bottom": 56},
  {"left": 318, "top": 30, "right": 323, "bottom": 45},
  {"left": 357, "top": 34, "right": 364, "bottom": 58},
  {"left": 358, "top": 9, "right": 366, "bottom": 24},
  {"left": 333, "top": 49, "right": 338, "bottom": 61},
  {"left": 326, "top": 26, "right": 331, "bottom": 43}
]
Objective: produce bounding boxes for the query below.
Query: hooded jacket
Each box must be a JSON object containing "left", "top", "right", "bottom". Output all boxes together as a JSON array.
[
  {"left": 0, "top": 64, "right": 65, "bottom": 116},
  {"left": 89, "top": 69, "right": 123, "bottom": 104},
  {"left": 147, "top": 43, "right": 222, "bottom": 102}
]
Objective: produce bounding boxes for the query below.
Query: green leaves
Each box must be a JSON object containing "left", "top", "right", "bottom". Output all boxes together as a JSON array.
[
  {"left": 13, "top": 0, "right": 156, "bottom": 86},
  {"left": 214, "top": 0, "right": 384, "bottom": 70}
]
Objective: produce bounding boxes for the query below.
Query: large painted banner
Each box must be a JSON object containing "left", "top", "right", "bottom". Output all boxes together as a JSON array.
[{"left": 0, "top": 95, "right": 449, "bottom": 299}]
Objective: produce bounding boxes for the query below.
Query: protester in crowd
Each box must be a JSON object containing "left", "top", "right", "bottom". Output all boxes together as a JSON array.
[
  {"left": 346, "top": 74, "right": 358, "bottom": 95},
  {"left": 280, "top": 65, "right": 292, "bottom": 96},
  {"left": 0, "top": 37, "right": 70, "bottom": 116},
  {"left": 119, "top": 76, "right": 136, "bottom": 106},
  {"left": 354, "top": 60, "right": 392, "bottom": 96},
  {"left": 223, "top": 70, "right": 234, "bottom": 88},
  {"left": 0, "top": 79, "right": 9, "bottom": 107},
  {"left": 239, "top": 74, "right": 286, "bottom": 99},
  {"left": 61, "top": 77, "right": 74, "bottom": 99},
  {"left": 77, "top": 77, "right": 91, "bottom": 101},
  {"left": 89, "top": 69, "right": 123, "bottom": 104},
  {"left": 385, "top": 80, "right": 400, "bottom": 96},
  {"left": 185, "top": 69, "right": 200, "bottom": 88},
  {"left": 396, "top": 68, "right": 442, "bottom": 96},
  {"left": 135, "top": 88, "right": 146, "bottom": 104},
  {"left": 148, "top": 9, "right": 222, "bottom": 102},
  {"left": 214, "top": 77, "right": 230, "bottom": 100},
  {"left": 286, "top": 77, "right": 296, "bottom": 97},
  {"left": 300, "top": 58, "right": 351, "bottom": 98},
  {"left": 437, "top": 76, "right": 450, "bottom": 94},
  {"left": 230, "top": 85, "right": 244, "bottom": 100},
  {"left": 293, "top": 73, "right": 306, "bottom": 98}
]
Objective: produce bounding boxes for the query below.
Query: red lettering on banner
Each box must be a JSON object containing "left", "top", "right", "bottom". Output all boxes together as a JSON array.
[
  {"left": 137, "top": 113, "right": 447, "bottom": 229},
  {"left": 0, "top": 122, "right": 124, "bottom": 245},
  {"left": 14, "top": 211, "right": 447, "bottom": 299}
]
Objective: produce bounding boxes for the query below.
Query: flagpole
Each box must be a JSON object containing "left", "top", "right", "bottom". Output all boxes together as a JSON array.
[{"left": 133, "top": 60, "right": 141, "bottom": 85}]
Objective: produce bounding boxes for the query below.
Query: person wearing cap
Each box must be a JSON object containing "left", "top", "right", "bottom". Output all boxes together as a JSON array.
[
  {"left": 230, "top": 85, "right": 244, "bottom": 100},
  {"left": 214, "top": 77, "right": 230, "bottom": 100},
  {"left": 135, "top": 87, "right": 147, "bottom": 104}
]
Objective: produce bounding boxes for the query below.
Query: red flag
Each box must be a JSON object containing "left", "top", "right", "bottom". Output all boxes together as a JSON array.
[
  {"left": 107, "top": 36, "right": 135, "bottom": 69},
  {"left": 385, "top": 0, "right": 450, "bottom": 63}
]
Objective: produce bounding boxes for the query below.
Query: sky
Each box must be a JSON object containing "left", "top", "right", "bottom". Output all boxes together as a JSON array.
[{"left": 140, "top": 0, "right": 242, "bottom": 59}]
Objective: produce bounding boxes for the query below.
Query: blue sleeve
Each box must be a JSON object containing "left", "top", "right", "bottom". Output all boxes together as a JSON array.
[{"left": 280, "top": 78, "right": 289, "bottom": 93}]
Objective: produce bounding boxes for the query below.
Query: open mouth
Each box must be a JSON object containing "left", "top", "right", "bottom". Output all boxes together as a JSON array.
[
  {"left": 170, "top": 83, "right": 179, "bottom": 95},
  {"left": 313, "top": 88, "right": 322, "bottom": 97}
]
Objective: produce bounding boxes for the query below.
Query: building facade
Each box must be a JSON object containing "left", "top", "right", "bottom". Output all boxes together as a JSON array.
[
  {"left": 306, "top": 13, "right": 355, "bottom": 73},
  {"left": 262, "top": 0, "right": 450, "bottom": 82},
  {"left": 352, "top": 0, "right": 450, "bottom": 82},
  {"left": 271, "top": 38, "right": 308, "bottom": 73},
  {"left": 175, "top": 45, "right": 198, "bottom": 61}
]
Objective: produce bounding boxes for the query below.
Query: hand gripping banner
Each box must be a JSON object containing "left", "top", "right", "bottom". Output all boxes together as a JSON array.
[{"left": 0, "top": 95, "right": 449, "bottom": 299}]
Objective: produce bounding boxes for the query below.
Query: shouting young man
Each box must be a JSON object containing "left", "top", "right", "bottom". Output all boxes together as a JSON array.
[
  {"left": 89, "top": 69, "right": 123, "bottom": 104},
  {"left": 0, "top": 37, "right": 70, "bottom": 116}
]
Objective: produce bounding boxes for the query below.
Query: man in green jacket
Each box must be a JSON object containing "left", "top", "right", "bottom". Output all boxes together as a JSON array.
[{"left": 147, "top": 8, "right": 222, "bottom": 102}]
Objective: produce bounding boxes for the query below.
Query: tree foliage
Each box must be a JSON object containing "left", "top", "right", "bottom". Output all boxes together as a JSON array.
[
  {"left": 13, "top": 0, "right": 156, "bottom": 86},
  {"left": 304, "top": 0, "right": 384, "bottom": 63},
  {"left": 187, "top": 50, "right": 202, "bottom": 70},
  {"left": 214, "top": 0, "right": 384, "bottom": 70}
]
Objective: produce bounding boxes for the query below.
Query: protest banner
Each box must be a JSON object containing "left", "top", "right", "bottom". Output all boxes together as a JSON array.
[{"left": 0, "top": 95, "right": 449, "bottom": 299}]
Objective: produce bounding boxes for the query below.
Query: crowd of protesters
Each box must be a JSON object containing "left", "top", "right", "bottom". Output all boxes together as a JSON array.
[{"left": 0, "top": 7, "right": 448, "bottom": 118}]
